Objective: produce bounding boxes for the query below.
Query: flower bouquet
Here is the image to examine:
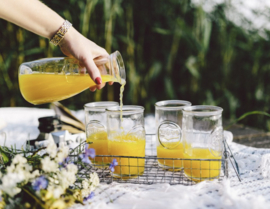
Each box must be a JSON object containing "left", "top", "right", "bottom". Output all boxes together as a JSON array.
[{"left": 0, "top": 139, "right": 101, "bottom": 209}]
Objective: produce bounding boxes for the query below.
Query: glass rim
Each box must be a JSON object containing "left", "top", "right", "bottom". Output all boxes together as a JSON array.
[
  {"left": 155, "top": 100, "right": 192, "bottom": 110},
  {"left": 84, "top": 101, "right": 119, "bottom": 112},
  {"left": 111, "top": 51, "right": 126, "bottom": 84},
  {"left": 106, "top": 105, "right": 144, "bottom": 114},
  {"left": 183, "top": 105, "right": 223, "bottom": 116}
]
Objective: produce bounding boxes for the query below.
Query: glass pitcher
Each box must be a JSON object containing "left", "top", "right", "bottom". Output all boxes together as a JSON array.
[
  {"left": 19, "top": 51, "right": 126, "bottom": 105},
  {"left": 106, "top": 105, "right": 145, "bottom": 178}
]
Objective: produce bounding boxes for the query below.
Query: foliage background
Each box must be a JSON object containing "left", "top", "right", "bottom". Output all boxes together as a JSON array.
[{"left": 0, "top": 0, "right": 270, "bottom": 130}]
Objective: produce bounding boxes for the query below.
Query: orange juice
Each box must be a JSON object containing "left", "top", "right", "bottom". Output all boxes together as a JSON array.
[
  {"left": 108, "top": 133, "right": 145, "bottom": 178},
  {"left": 19, "top": 73, "right": 117, "bottom": 105},
  {"left": 157, "top": 142, "right": 184, "bottom": 170},
  {"left": 86, "top": 131, "right": 110, "bottom": 165},
  {"left": 184, "top": 148, "right": 222, "bottom": 181}
]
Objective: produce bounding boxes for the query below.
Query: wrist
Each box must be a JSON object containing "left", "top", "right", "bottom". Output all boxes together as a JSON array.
[
  {"left": 59, "top": 27, "right": 79, "bottom": 46},
  {"left": 50, "top": 20, "right": 73, "bottom": 46}
]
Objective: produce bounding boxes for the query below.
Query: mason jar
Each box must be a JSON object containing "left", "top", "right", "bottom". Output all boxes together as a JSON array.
[
  {"left": 84, "top": 101, "right": 119, "bottom": 165},
  {"left": 155, "top": 100, "right": 191, "bottom": 170},
  {"left": 106, "top": 105, "right": 145, "bottom": 178},
  {"left": 182, "top": 105, "right": 224, "bottom": 181}
]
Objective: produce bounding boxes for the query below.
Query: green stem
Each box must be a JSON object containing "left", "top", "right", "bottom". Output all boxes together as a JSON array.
[
  {"left": 225, "top": 111, "right": 270, "bottom": 130},
  {"left": 22, "top": 188, "right": 47, "bottom": 209}
]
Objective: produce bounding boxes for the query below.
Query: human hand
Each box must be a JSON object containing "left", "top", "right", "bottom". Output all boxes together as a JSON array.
[{"left": 59, "top": 27, "right": 113, "bottom": 91}]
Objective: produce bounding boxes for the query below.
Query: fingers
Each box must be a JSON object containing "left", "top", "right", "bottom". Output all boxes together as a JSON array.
[
  {"left": 89, "top": 83, "right": 106, "bottom": 92},
  {"left": 96, "top": 83, "right": 106, "bottom": 90},
  {"left": 108, "top": 81, "right": 114, "bottom": 85},
  {"left": 89, "top": 86, "right": 96, "bottom": 92},
  {"left": 80, "top": 56, "right": 102, "bottom": 85}
]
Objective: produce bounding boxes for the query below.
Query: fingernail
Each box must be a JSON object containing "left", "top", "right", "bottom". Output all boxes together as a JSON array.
[{"left": 95, "top": 77, "right": 102, "bottom": 85}]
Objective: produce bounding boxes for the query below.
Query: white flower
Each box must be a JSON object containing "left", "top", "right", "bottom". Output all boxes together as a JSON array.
[
  {"left": 41, "top": 156, "right": 58, "bottom": 173},
  {"left": 81, "top": 189, "right": 91, "bottom": 198},
  {"left": 58, "top": 169, "right": 76, "bottom": 189},
  {"left": 6, "top": 164, "right": 15, "bottom": 173},
  {"left": 90, "top": 172, "right": 100, "bottom": 187},
  {"left": 66, "top": 164, "right": 78, "bottom": 174},
  {"left": 24, "top": 164, "right": 32, "bottom": 172},
  {"left": 47, "top": 185, "right": 64, "bottom": 199},
  {"left": 55, "top": 145, "right": 69, "bottom": 163},
  {"left": 55, "top": 151, "right": 65, "bottom": 163},
  {"left": 60, "top": 144, "right": 69, "bottom": 157},
  {"left": 82, "top": 180, "right": 89, "bottom": 189},
  {"left": 12, "top": 155, "right": 27, "bottom": 165},
  {"left": 0, "top": 172, "right": 24, "bottom": 197},
  {"left": 46, "top": 139, "right": 57, "bottom": 158},
  {"left": 31, "top": 170, "right": 40, "bottom": 179}
]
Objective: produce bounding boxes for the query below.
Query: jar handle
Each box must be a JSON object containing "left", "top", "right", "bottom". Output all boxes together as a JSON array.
[{"left": 158, "top": 121, "right": 182, "bottom": 149}]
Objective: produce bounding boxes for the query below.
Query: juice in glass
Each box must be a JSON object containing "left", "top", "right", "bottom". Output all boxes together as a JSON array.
[
  {"left": 157, "top": 142, "right": 184, "bottom": 170},
  {"left": 108, "top": 133, "right": 145, "bottom": 178},
  {"left": 86, "top": 131, "right": 110, "bottom": 165},
  {"left": 183, "top": 147, "right": 222, "bottom": 181},
  {"left": 19, "top": 73, "right": 116, "bottom": 105}
]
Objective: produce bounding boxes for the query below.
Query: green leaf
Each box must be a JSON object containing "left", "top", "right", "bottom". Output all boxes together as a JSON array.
[
  {"left": 225, "top": 111, "right": 270, "bottom": 130},
  {"left": 152, "top": 28, "right": 172, "bottom": 35},
  {"left": 185, "top": 56, "right": 200, "bottom": 78},
  {"left": 0, "top": 147, "right": 10, "bottom": 164}
]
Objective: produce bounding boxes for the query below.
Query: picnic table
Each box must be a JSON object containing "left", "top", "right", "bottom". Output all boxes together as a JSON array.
[{"left": 0, "top": 107, "right": 270, "bottom": 209}]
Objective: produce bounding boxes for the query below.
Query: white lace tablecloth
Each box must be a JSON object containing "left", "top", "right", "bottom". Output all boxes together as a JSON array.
[{"left": 1, "top": 107, "right": 270, "bottom": 209}]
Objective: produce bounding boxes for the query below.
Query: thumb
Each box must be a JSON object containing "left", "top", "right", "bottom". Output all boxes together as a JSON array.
[{"left": 81, "top": 57, "right": 102, "bottom": 85}]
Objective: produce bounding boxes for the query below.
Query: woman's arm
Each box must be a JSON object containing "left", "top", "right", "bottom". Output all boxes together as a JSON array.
[
  {"left": 0, "top": 0, "right": 63, "bottom": 39},
  {"left": 0, "top": 0, "right": 110, "bottom": 90}
]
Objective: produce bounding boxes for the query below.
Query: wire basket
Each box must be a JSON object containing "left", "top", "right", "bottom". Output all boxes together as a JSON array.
[{"left": 74, "top": 134, "right": 241, "bottom": 185}]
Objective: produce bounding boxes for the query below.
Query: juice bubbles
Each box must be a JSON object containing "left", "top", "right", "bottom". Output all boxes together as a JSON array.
[
  {"left": 108, "top": 133, "right": 145, "bottom": 178},
  {"left": 183, "top": 147, "right": 222, "bottom": 181},
  {"left": 86, "top": 131, "right": 110, "bottom": 164},
  {"left": 157, "top": 142, "right": 184, "bottom": 170},
  {"left": 19, "top": 73, "right": 117, "bottom": 105}
]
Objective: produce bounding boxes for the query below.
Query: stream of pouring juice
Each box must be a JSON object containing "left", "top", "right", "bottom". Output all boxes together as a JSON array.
[
  {"left": 183, "top": 148, "right": 222, "bottom": 181},
  {"left": 108, "top": 133, "right": 145, "bottom": 178},
  {"left": 119, "top": 80, "right": 126, "bottom": 124},
  {"left": 157, "top": 142, "right": 184, "bottom": 170},
  {"left": 19, "top": 73, "right": 118, "bottom": 105}
]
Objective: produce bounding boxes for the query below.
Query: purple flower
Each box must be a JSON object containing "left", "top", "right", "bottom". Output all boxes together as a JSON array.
[
  {"left": 83, "top": 192, "right": 94, "bottom": 203},
  {"left": 79, "top": 154, "right": 91, "bottom": 164},
  {"left": 109, "top": 159, "right": 118, "bottom": 172},
  {"left": 32, "top": 176, "right": 48, "bottom": 191},
  {"left": 59, "top": 157, "right": 72, "bottom": 168},
  {"left": 79, "top": 146, "right": 96, "bottom": 164},
  {"left": 85, "top": 146, "right": 96, "bottom": 159}
]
